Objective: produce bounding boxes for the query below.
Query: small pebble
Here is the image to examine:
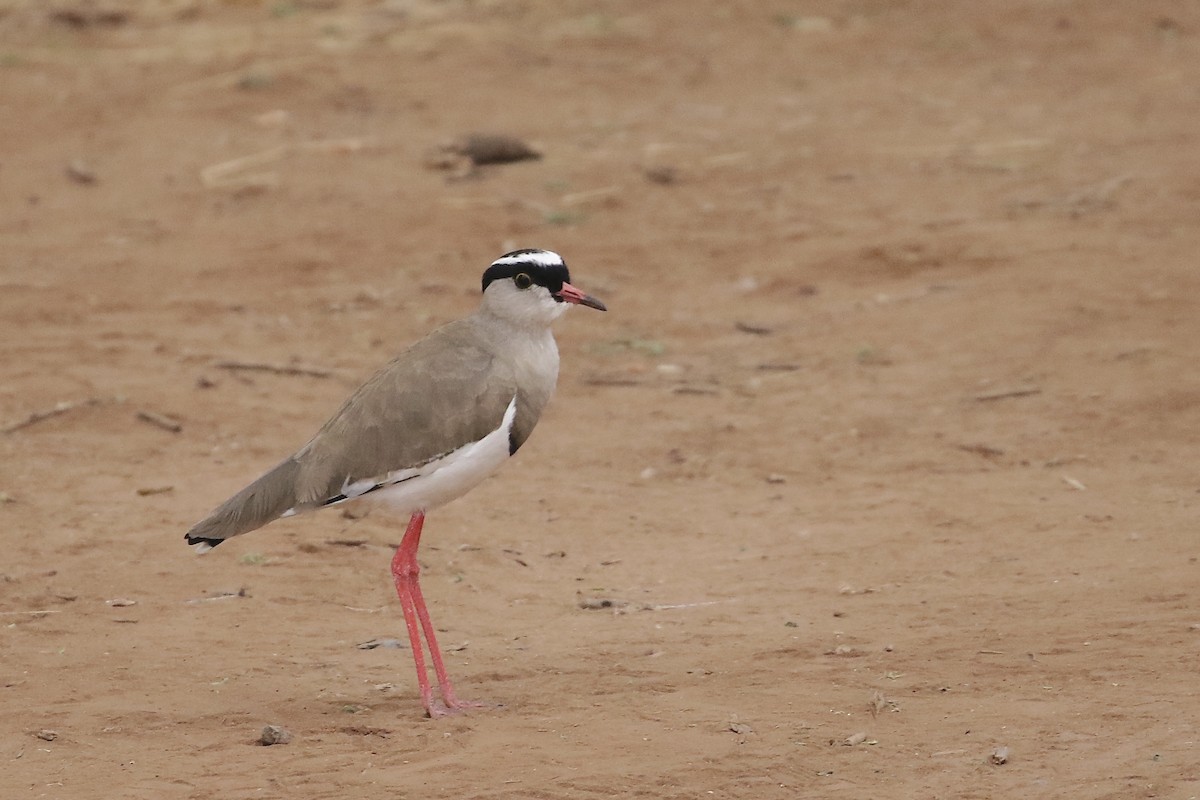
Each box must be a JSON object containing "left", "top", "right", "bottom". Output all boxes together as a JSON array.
[
  {"left": 643, "top": 165, "right": 678, "bottom": 184},
  {"left": 356, "top": 638, "right": 405, "bottom": 650},
  {"left": 66, "top": 159, "right": 97, "bottom": 184}
]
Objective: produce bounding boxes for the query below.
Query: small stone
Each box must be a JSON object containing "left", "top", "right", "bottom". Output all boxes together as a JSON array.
[
  {"left": 356, "top": 638, "right": 405, "bottom": 650},
  {"left": 989, "top": 746, "right": 1010, "bottom": 765},
  {"left": 259, "top": 725, "right": 292, "bottom": 746},
  {"left": 66, "top": 159, "right": 97, "bottom": 184},
  {"left": 643, "top": 165, "right": 678, "bottom": 184},
  {"left": 35, "top": 729, "right": 58, "bottom": 742},
  {"left": 827, "top": 645, "right": 860, "bottom": 656}
]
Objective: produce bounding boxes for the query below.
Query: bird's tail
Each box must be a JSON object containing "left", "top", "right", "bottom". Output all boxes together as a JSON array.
[{"left": 185, "top": 457, "right": 303, "bottom": 552}]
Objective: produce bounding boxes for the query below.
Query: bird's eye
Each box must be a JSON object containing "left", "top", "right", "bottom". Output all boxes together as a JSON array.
[{"left": 514, "top": 273, "right": 533, "bottom": 290}]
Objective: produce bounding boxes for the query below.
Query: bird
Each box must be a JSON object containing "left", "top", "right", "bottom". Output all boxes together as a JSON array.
[{"left": 184, "top": 248, "right": 606, "bottom": 717}]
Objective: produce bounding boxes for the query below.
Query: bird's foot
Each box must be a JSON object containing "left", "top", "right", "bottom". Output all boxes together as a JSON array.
[{"left": 424, "top": 694, "right": 490, "bottom": 719}]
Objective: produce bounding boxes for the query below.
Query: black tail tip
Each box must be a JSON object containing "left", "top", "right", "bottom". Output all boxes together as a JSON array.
[{"left": 185, "top": 533, "right": 224, "bottom": 552}]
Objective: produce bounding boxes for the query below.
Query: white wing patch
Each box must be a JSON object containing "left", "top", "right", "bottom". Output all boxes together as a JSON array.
[{"left": 280, "top": 396, "right": 519, "bottom": 519}]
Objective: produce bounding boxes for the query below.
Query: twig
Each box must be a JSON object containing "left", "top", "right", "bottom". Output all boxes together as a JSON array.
[
  {"left": 199, "top": 145, "right": 288, "bottom": 188},
  {"left": 973, "top": 386, "right": 1041, "bottom": 402},
  {"left": 136, "top": 409, "right": 182, "bottom": 433},
  {"left": 200, "top": 139, "right": 375, "bottom": 188},
  {"left": 0, "top": 609, "right": 62, "bottom": 616},
  {"left": 577, "top": 596, "right": 729, "bottom": 613},
  {"left": 957, "top": 443, "right": 1005, "bottom": 457},
  {"left": 640, "top": 600, "right": 725, "bottom": 611},
  {"left": 215, "top": 360, "right": 333, "bottom": 379},
  {"left": 185, "top": 588, "right": 250, "bottom": 604},
  {"left": 2, "top": 397, "right": 106, "bottom": 434},
  {"left": 1062, "top": 475, "right": 1087, "bottom": 491},
  {"left": 584, "top": 376, "right": 645, "bottom": 387},
  {"left": 735, "top": 321, "right": 774, "bottom": 336}
]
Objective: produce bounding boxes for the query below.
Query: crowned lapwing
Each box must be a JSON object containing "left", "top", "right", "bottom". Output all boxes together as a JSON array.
[{"left": 185, "top": 249, "right": 606, "bottom": 717}]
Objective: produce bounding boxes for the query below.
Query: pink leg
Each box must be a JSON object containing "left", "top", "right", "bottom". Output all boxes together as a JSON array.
[{"left": 390, "top": 511, "right": 483, "bottom": 717}]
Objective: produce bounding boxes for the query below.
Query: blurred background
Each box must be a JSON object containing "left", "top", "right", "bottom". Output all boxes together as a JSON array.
[{"left": 2, "top": 2, "right": 1198, "bottom": 798}]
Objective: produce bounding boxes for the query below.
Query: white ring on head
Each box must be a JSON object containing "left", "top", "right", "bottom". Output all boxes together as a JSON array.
[{"left": 490, "top": 250, "right": 564, "bottom": 268}]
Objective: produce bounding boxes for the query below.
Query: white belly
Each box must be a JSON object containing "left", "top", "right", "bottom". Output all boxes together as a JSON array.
[{"left": 361, "top": 395, "right": 517, "bottom": 516}]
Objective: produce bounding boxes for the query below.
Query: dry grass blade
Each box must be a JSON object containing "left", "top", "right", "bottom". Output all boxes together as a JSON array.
[
  {"left": 584, "top": 375, "right": 645, "bottom": 387},
  {"left": 973, "top": 385, "right": 1041, "bottom": 402},
  {"left": 136, "top": 410, "right": 182, "bottom": 433},
  {"left": 640, "top": 600, "right": 725, "bottom": 611},
  {"left": 200, "top": 145, "right": 288, "bottom": 188},
  {"left": 200, "top": 139, "right": 373, "bottom": 188},
  {"left": 957, "top": 442, "right": 1005, "bottom": 457},
  {"left": 735, "top": 321, "right": 774, "bottom": 335},
  {"left": 2, "top": 397, "right": 108, "bottom": 434}
]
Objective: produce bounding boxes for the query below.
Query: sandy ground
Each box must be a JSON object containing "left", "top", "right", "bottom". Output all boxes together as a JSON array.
[{"left": 2, "top": 1, "right": 1199, "bottom": 798}]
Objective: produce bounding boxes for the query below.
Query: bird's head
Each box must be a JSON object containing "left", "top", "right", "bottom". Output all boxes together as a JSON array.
[{"left": 481, "top": 249, "right": 606, "bottom": 327}]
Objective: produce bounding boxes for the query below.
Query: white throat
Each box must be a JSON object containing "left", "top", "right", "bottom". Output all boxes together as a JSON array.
[{"left": 480, "top": 281, "right": 571, "bottom": 329}]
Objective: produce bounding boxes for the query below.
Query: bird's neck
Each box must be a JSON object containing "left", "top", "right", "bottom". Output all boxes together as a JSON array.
[
  {"left": 473, "top": 309, "right": 561, "bottom": 382},
  {"left": 476, "top": 305, "right": 559, "bottom": 340}
]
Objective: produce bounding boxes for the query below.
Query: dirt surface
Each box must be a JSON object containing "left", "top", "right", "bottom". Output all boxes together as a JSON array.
[{"left": 2, "top": 1, "right": 1199, "bottom": 797}]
